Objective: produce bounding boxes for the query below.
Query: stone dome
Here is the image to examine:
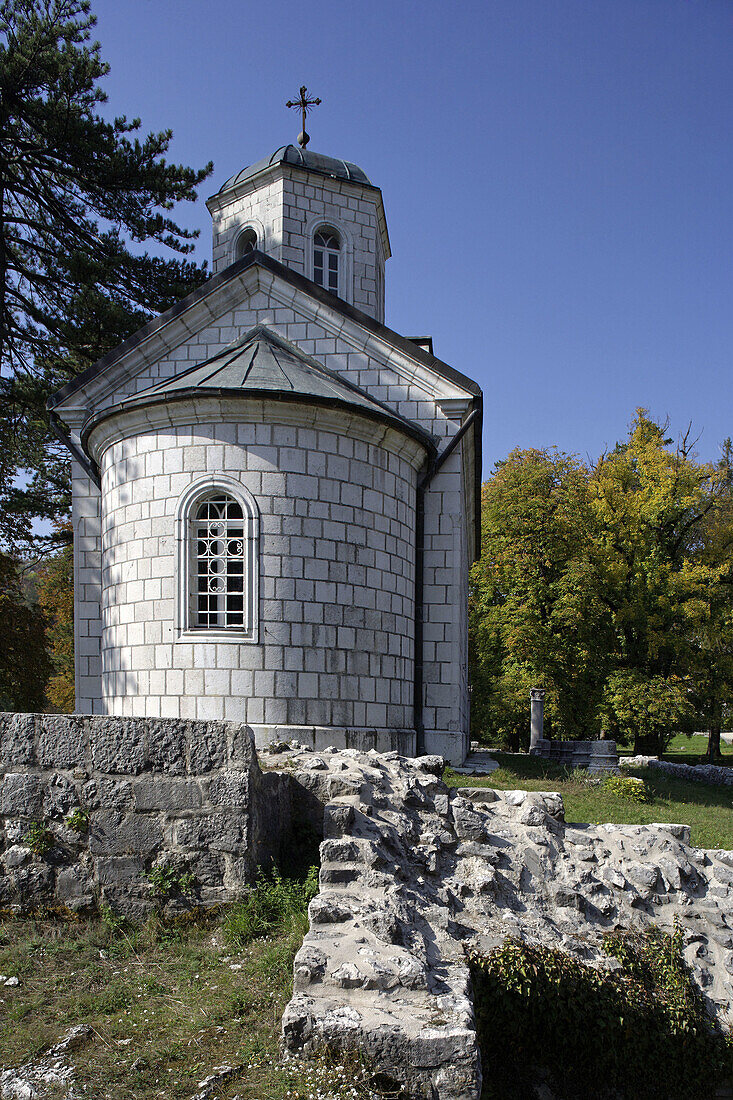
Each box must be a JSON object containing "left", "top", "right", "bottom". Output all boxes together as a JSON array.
[{"left": 217, "top": 145, "right": 373, "bottom": 197}]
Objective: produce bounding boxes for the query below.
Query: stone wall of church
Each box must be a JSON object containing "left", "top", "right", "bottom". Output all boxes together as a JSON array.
[
  {"left": 421, "top": 448, "right": 471, "bottom": 762},
  {"left": 71, "top": 463, "right": 104, "bottom": 713},
  {"left": 78, "top": 286, "right": 472, "bottom": 761},
  {"left": 90, "top": 400, "right": 426, "bottom": 744},
  {"left": 210, "top": 174, "right": 284, "bottom": 275}
]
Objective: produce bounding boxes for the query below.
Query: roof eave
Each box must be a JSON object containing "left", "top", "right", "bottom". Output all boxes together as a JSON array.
[
  {"left": 48, "top": 250, "right": 481, "bottom": 412},
  {"left": 80, "top": 387, "right": 437, "bottom": 462}
]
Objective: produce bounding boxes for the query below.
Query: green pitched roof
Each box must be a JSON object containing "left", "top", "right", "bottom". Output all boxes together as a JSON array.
[{"left": 82, "top": 325, "right": 435, "bottom": 454}]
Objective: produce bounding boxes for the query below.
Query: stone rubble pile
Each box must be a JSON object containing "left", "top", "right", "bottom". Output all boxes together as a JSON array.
[
  {"left": 620, "top": 754, "right": 733, "bottom": 788},
  {"left": 260, "top": 745, "right": 733, "bottom": 1100}
]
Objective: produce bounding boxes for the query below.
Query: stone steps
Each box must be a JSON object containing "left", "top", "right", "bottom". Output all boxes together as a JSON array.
[{"left": 450, "top": 751, "right": 500, "bottom": 776}]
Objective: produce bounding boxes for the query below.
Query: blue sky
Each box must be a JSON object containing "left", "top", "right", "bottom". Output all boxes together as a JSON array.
[{"left": 92, "top": 0, "right": 733, "bottom": 476}]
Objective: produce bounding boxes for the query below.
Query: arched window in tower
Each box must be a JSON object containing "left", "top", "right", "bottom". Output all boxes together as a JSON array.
[
  {"left": 177, "top": 484, "right": 259, "bottom": 640},
  {"left": 235, "top": 227, "right": 257, "bottom": 261},
  {"left": 313, "top": 228, "right": 340, "bottom": 294}
]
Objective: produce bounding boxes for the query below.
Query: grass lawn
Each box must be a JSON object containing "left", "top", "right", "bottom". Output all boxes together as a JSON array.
[
  {"left": 0, "top": 871, "right": 377, "bottom": 1100},
  {"left": 445, "top": 753, "right": 733, "bottom": 850}
]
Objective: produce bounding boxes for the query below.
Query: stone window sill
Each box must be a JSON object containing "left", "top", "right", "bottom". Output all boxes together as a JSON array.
[{"left": 177, "top": 629, "right": 259, "bottom": 644}]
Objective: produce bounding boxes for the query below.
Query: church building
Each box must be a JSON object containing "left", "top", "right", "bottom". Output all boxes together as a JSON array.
[{"left": 48, "top": 109, "right": 482, "bottom": 764}]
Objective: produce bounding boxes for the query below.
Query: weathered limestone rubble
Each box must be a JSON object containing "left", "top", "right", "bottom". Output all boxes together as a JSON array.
[
  {"left": 264, "top": 745, "right": 733, "bottom": 1100},
  {"left": 621, "top": 754, "right": 733, "bottom": 787},
  {"left": 0, "top": 1024, "right": 89, "bottom": 1099}
]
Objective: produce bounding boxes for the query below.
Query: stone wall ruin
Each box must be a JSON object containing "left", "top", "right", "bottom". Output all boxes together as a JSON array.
[
  {"left": 2, "top": 715, "right": 733, "bottom": 1100},
  {"left": 0, "top": 713, "right": 293, "bottom": 917}
]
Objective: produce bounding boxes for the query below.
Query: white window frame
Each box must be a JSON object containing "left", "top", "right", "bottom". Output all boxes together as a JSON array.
[
  {"left": 305, "top": 215, "right": 353, "bottom": 304},
  {"left": 175, "top": 475, "right": 259, "bottom": 643},
  {"left": 313, "top": 227, "right": 341, "bottom": 295}
]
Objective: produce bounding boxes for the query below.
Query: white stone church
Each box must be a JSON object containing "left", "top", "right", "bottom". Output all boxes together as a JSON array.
[{"left": 48, "top": 137, "right": 482, "bottom": 764}]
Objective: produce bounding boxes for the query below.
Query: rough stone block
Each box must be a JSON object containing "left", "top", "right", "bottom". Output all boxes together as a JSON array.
[
  {"left": 96, "top": 856, "right": 145, "bottom": 885},
  {"left": 3, "top": 844, "right": 31, "bottom": 869},
  {"left": 43, "top": 773, "right": 79, "bottom": 816},
  {"left": 99, "top": 883, "right": 154, "bottom": 921},
  {"left": 146, "top": 719, "right": 186, "bottom": 774},
  {"left": 12, "top": 862, "right": 54, "bottom": 903},
  {"left": 208, "top": 772, "right": 249, "bottom": 809},
  {"left": 82, "top": 777, "right": 134, "bottom": 812},
  {"left": 56, "top": 865, "right": 94, "bottom": 906},
  {"left": 89, "top": 811, "right": 163, "bottom": 857},
  {"left": 173, "top": 814, "right": 247, "bottom": 853},
  {"left": 190, "top": 851, "right": 226, "bottom": 886},
  {"left": 0, "top": 713, "right": 36, "bottom": 766},
  {"left": 224, "top": 854, "right": 256, "bottom": 887},
  {"left": 90, "top": 717, "right": 147, "bottom": 774},
  {"left": 187, "top": 720, "right": 227, "bottom": 773},
  {"left": 0, "top": 774, "right": 43, "bottom": 816},
  {"left": 132, "top": 777, "right": 203, "bottom": 812},
  {"left": 37, "top": 715, "right": 87, "bottom": 769},
  {"left": 228, "top": 724, "right": 258, "bottom": 767}
]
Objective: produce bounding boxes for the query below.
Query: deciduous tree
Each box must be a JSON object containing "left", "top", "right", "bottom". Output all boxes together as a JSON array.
[
  {"left": 0, "top": 550, "right": 49, "bottom": 709},
  {"left": 469, "top": 412, "right": 733, "bottom": 756},
  {"left": 469, "top": 447, "right": 610, "bottom": 748}
]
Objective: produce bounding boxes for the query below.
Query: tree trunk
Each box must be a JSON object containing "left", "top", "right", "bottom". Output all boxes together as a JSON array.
[{"left": 707, "top": 727, "right": 722, "bottom": 763}]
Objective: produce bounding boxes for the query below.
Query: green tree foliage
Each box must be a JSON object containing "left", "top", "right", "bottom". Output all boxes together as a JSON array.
[
  {"left": 0, "top": 550, "right": 50, "bottom": 709},
  {"left": 0, "top": 0, "right": 212, "bottom": 547},
  {"left": 591, "top": 414, "right": 720, "bottom": 753},
  {"left": 470, "top": 411, "right": 733, "bottom": 754},
  {"left": 35, "top": 526, "right": 74, "bottom": 711},
  {"left": 469, "top": 447, "right": 611, "bottom": 748},
  {"left": 681, "top": 439, "right": 733, "bottom": 761}
]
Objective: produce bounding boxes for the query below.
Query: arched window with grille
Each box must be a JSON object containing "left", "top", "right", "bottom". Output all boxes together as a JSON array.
[
  {"left": 176, "top": 479, "right": 259, "bottom": 641},
  {"left": 313, "top": 228, "right": 340, "bottom": 294}
]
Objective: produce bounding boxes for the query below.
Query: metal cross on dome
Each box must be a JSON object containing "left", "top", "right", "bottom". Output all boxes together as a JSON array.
[{"left": 286, "top": 86, "right": 321, "bottom": 148}]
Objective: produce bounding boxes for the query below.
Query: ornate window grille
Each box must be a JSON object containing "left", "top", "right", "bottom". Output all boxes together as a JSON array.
[
  {"left": 193, "top": 494, "right": 248, "bottom": 629},
  {"left": 177, "top": 480, "right": 259, "bottom": 641},
  {"left": 313, "top": 229, "right": 340, "bottom": 294},
  {"left": 175, "top": 480, "right": 259, "bottom": 641}
]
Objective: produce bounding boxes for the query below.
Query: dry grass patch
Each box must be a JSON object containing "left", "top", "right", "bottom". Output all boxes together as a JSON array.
[{"left": 0, "top": 869, "right": 389, "bottom": 1099}]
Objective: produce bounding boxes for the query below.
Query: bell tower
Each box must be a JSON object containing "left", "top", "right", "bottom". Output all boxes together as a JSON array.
[{"left": 206, "top": 140, "right": 391, "bottom": 324}]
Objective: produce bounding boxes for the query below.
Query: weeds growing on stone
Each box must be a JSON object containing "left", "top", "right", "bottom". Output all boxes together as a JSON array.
[
  {"left": 21, "top": 820, "right": 54, "bottom": 857},
  {"left": 223, "top": 865, "right": 319, "bottom": 947},
  {"left": 65, "top": 808, "right": 90, "bottom": 834},
  {"left": 469, "top": 924, "right": 733, "bottom": 1100},
  {"left": 144, "top": 860, "right": 196, "bottom": 898}
]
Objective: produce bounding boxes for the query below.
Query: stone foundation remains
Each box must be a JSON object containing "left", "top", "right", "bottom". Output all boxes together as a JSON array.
[
  {"left": 266, "top": 744, "right": 733, "bottom": 1100},
  {"left": 0, "top": 713, "right": 293, "bottom": 917},
  {"left": 3, "top": 716, "right": 733, "bottom": 1100},
  {"left": 531, "top": 737, "right": 619, "bottom": 771},
  {"left": 621, "top": 754, "right": 733, "bottom": 787}
]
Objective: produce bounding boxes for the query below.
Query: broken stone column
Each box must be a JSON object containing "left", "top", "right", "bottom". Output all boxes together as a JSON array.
[{"left": 530, "top": 688, "right": 545, "bottom": 751}]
